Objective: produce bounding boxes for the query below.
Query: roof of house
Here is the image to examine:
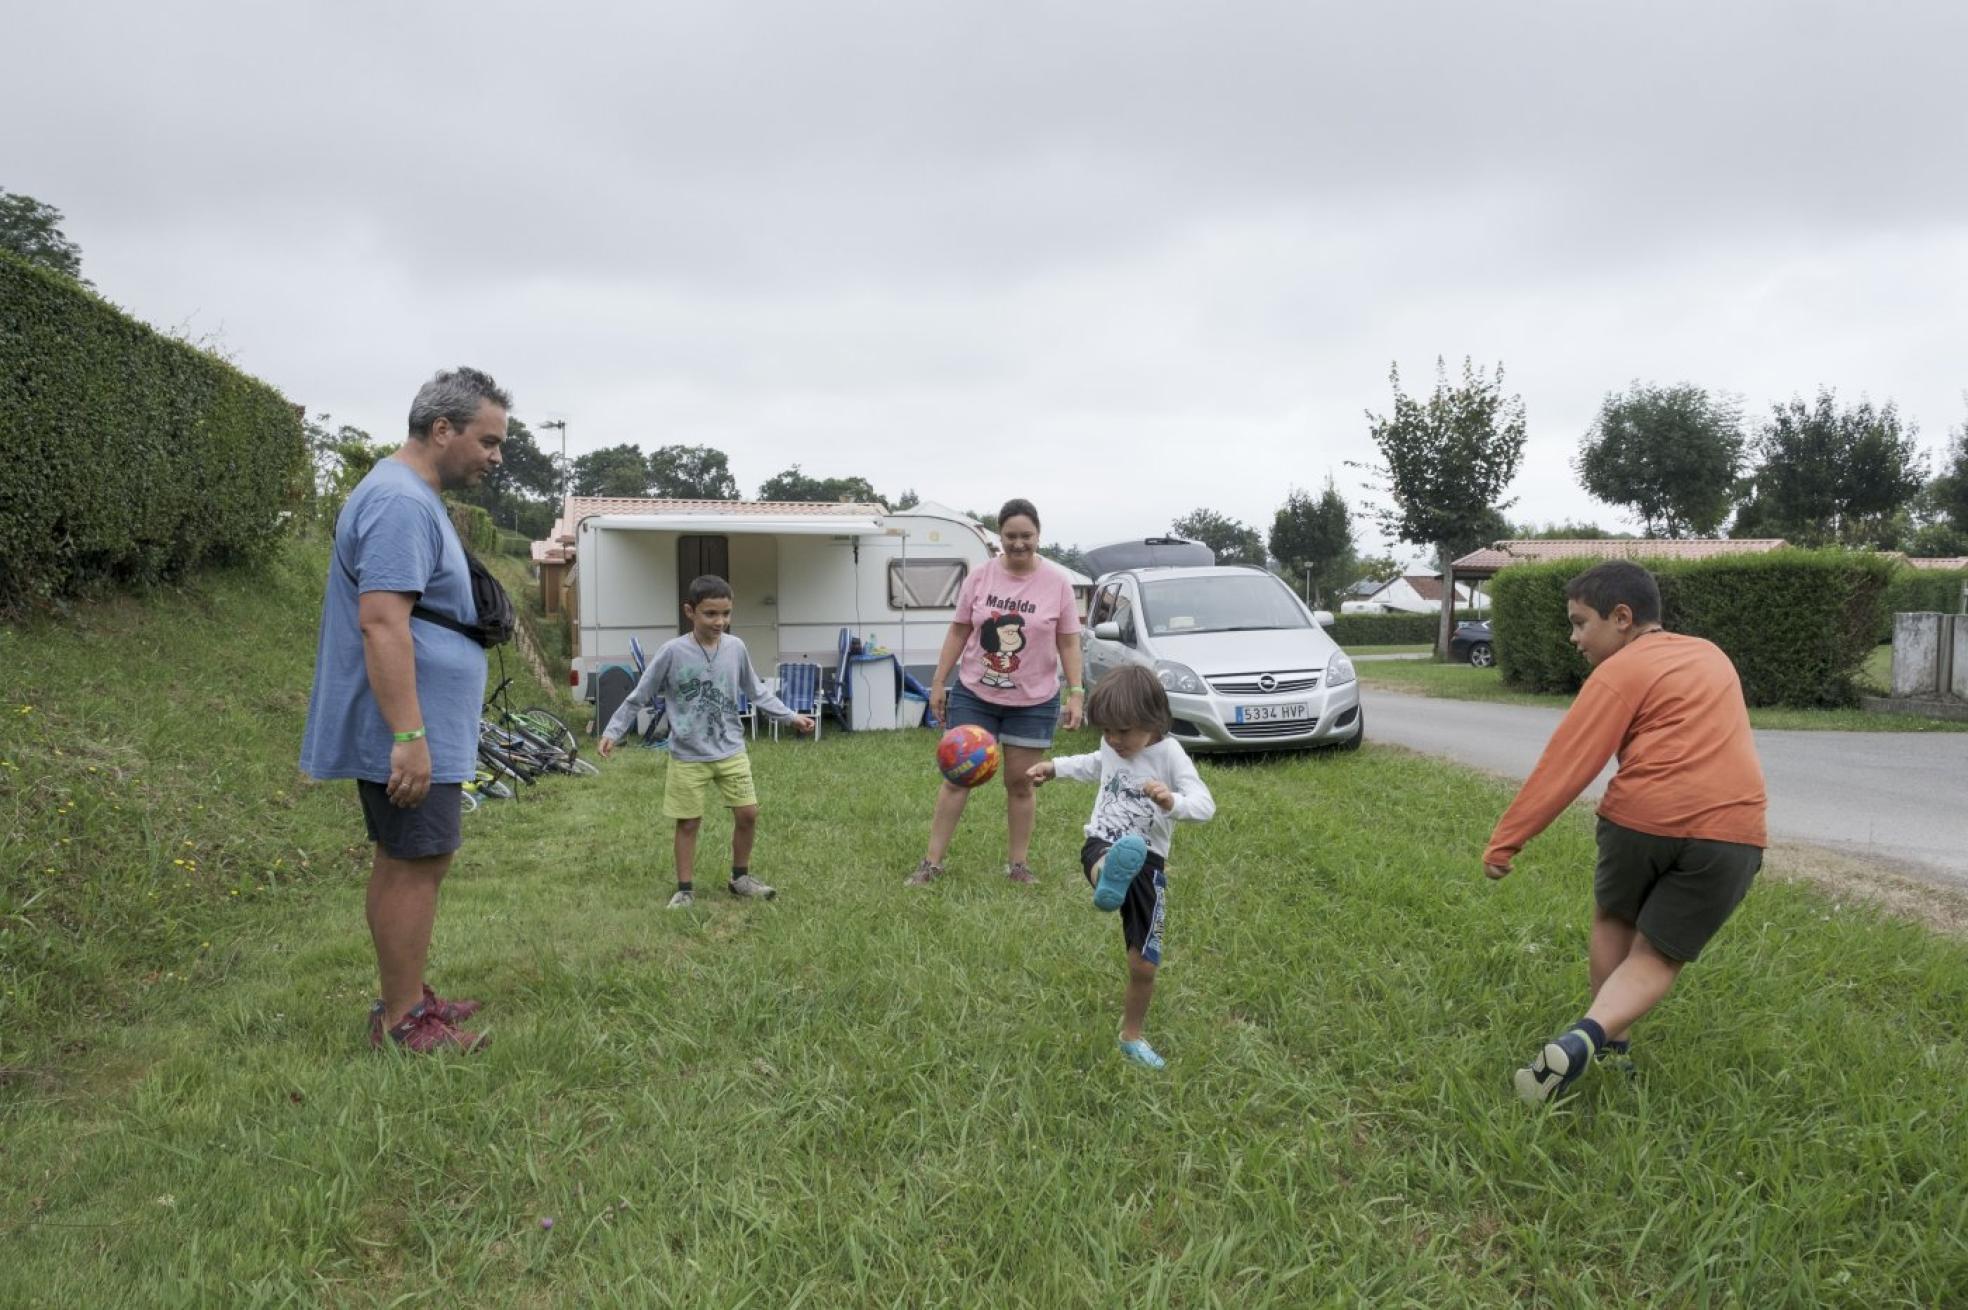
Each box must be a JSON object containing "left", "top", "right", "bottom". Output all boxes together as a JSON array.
[
  {"left": 1450, "top": 538, "right": 1790, "bottom": 573},
  {"left": 1402, "top": 574, "right": 1468, "bottom": 604},
  {"left": 1906, "top": 556, "right": 1968, "bottom": 571}
]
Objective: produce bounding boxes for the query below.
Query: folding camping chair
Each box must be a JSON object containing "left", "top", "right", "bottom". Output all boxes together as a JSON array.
[
  {"left": 626, "top": 636, "right": 669, "bottom": 747},
  {"left": 774, "top": 661, "right": 823, "bottom": 741},
  {"left": 817, "top": 627, "right": 854, "bottom": 729}
]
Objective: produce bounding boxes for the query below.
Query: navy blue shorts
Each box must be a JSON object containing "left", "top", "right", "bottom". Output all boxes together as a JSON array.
[
  {"left": 357, "top": 780, "right": 463, "bottom": 861},
  {"left": 945, "top": 681, "right": 1060, "bottom": 750},
  {"left": 1081, "top": 837, "right": 1168, "bottom": 966}
]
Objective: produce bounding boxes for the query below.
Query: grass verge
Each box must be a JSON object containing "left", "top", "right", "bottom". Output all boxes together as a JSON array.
[{"left": 4, "top": 539, "right": 1967, "bottom": 1304}]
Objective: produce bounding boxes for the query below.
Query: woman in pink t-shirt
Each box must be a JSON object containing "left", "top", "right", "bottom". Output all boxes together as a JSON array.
[{"left": 905, "top": 498, "right": 1085, "bottom": 888}]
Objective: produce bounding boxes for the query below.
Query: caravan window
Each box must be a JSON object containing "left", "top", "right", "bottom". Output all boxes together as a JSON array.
[{"left": 888, "top": 558, "right": 968, "bottom": 610}]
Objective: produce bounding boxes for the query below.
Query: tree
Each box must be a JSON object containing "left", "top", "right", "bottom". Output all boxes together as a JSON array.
[
  {"left": 0, "top": 188, "right": 86, "bottom": 283},
  {"left": 1357, "top": 358, "right": 1527, "bottom": 655},
  {"left": 1352, "top": 553, "right": 1403, "bottom": 585},
  {"left": 1742, "top": 390, "right": 1925, "bottom": 547},
  {"left": 758, "top": 464, "right": 882, "bottom": 505},
  {"left": 1171, "top": 508, "right": 1266, "bottom": 565},
  {"left": 1926, "top": 415, "right": 1968, "bottom": 542},
  {"left": 572, "top": 443, "right": 654, "bottom": 498},
  {"left": 649, "top": 444, "right": 739, "bottom": 500},
  {"left": 1040, "top": 543, "right": 1093, "bottom": 576},
  {"left": 891, "top": 487, "right": 921, "bottom": 512},
  {"left": 1269, "top": 477, "right": 1355, "bottom": 604},
  {"left": 1575, "top": 383, "right": 1744, "bottom": 537},
  {"left": 302, "top": 413, "right": 388, "bottom": 522},
  {"left": 1435, "top": 505, "right": 1515, "bottom": 572},
  {"left": 1513, "top": 519, "right": 1633, "bottom": 540}
]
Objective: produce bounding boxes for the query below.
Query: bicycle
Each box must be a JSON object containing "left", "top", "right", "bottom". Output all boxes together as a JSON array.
[{"left": 483, "top": 674, "right": 598, "bottom": 777}]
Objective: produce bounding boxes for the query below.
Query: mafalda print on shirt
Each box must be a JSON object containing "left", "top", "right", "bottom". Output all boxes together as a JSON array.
[{"left": 978, "top": 612, "right": 1027, "bottom": 690}]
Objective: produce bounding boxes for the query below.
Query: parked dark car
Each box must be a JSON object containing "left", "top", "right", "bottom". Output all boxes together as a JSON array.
[{"left": 1449, "top": 619, "right": 1495, "bottom": 667}]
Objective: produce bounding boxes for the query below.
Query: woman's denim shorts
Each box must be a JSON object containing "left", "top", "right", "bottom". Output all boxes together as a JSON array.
[{"left": 945, "top": 681, "right": 1061, "bottom": 750}]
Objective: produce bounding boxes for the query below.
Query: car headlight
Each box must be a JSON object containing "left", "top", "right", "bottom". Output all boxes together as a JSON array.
[
  {"left": 1324, "top": 654, "right": 1356, "bottom": 688},
  {"left": 1153, "top": 660, "right": 1208, "bottom": 695}
]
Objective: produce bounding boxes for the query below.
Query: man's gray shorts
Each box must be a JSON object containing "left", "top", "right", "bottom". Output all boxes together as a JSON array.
[
  {"left": 1594, "top": 817, "right": 1761, "bottom": 962},
  {"left": 357, "top": 780, "right": 463, "bottom": 860}
]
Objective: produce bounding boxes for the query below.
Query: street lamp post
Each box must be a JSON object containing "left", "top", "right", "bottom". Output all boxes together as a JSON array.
[{"left": 539, "top": 419, "right": 568, "bottom": 499}]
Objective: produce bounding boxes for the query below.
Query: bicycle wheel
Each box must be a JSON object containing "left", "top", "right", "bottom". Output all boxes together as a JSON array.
[
  {"left": 460, "top": 787, "right": 481, "bottom": 814},
  {"left": 561, "top": 756, "right": 601, "bottom": 777},
  {"left": 519, "top": 707, "right": 580, "bottom": 759}
]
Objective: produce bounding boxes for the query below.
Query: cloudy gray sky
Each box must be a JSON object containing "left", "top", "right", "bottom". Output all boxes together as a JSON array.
[{"left": 9, "top": 1, "right": 1967, "bottom": 560}]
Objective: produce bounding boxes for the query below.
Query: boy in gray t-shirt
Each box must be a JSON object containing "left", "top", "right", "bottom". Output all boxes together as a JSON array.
[{"left": 598, "top": 575, "right": 814, "bottom": 908}]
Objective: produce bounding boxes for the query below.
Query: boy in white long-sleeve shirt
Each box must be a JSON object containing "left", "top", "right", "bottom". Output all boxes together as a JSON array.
[{"left": 1029, "top": 664, "right": 1215, "bottom": 1069}]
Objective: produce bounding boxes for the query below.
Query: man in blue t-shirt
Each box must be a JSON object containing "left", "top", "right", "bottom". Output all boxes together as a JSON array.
[{"left": 300, "top": 366, "right": 509, "bottom": 1053}]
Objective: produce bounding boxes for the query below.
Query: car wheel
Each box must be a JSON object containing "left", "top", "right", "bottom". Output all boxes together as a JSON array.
[{"left": 1467, "top": 641, "right": 1495, "bottom": 668}]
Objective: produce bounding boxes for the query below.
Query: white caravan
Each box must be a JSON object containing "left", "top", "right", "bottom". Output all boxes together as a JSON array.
[{"left": 561, "top": 498, "right": 997, "bottom": 699}]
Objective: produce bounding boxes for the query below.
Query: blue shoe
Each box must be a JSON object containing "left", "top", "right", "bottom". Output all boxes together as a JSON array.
[
  {"left": 1513, "top": 1027, "right": 1595, "bottom": 1105},
  {"left": 1093, "top": 835, "right": 1147, "bottom": 912},
  {"left": 1118, "top": 1036, "right": 1166, "bottom": 1070}
]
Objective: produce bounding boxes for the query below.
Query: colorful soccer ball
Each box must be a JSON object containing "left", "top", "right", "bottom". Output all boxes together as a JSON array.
[{"left": 936, "top": 724, "right": 1001, "bottom": 788}]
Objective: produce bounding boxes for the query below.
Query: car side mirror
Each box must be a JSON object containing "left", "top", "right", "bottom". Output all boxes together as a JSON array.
[
  {"left": 1313, "top": 609, "right": 1335, "bottom": 628},
  {"left": 1093, "top": 621, "right": 1121, "bottom": 641}
]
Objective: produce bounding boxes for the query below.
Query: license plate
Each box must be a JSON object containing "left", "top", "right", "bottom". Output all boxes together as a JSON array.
[{"left": 1235, "top": 702, "right": 1310, "bottom": 724}]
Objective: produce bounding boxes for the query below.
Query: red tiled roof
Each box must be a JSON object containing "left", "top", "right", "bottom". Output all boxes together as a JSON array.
[
  {"left": 1450, "top": 538, "right": 1790, "bottom": 573},
  {"left": 1906, "top": 556, "right": 1968, "bottom": 571},
  {"left": 1404, "top": 575, "right": 1446, "bottom": 603}
]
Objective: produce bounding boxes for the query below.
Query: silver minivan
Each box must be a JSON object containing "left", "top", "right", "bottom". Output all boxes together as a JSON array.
[{"left": 1082, "top": 564, "right": 1363, "bottom": 753}]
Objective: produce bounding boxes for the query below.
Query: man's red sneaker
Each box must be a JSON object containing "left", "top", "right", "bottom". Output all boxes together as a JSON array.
[
  {"left": 367, "top": 1000, "right": 488, "bottom": 1053},
  {"left": 423, "top": 982, "right": 482, "bottom": 1024}
]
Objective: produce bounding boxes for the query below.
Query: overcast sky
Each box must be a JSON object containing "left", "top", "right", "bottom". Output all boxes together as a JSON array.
[{"left": 9, "top": 1, "right": 1967, "bottom": 562}]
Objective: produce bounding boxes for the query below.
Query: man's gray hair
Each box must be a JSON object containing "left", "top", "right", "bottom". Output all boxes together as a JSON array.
[{"left": 407, "top": 367, "right": 512, "bottom": 438}]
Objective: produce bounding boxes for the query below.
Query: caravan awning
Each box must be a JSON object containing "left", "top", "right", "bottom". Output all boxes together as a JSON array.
[{"left": 584, "top": 513, "right": 886, "bottom": 536}]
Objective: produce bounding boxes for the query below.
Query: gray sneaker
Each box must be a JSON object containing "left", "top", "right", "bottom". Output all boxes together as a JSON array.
[
  {"left": 666, "top": 888, "right": 694, "bottom": 910},
  {"left": 904, "top": 859, "right": 943, "bottom": 887},
  {"left": 1006, "top": 861, "right": 1036, "bottom": 885},
  {"left": 728, "top": 873, "right": 776, "bottom": 900}
]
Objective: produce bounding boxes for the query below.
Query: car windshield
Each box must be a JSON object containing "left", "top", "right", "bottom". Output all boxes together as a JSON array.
[{"left": 1141, "top": 574, "right": 1310, "bottom": 636}]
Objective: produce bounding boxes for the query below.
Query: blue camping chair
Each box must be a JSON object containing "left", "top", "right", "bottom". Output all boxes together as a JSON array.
[
  {"left": 626, "top": 636, "right": 669, "bottom": 747},
  {"left": 774, "top": 662, "right": 823, "bottom": 741}
]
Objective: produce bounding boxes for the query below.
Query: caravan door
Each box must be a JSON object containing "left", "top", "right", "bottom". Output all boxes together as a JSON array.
[{"left": 676, "top": 535, "right": 730, "bottom": 633}]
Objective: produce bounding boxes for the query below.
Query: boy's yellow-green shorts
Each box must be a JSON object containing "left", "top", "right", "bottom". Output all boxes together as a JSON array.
[{"left": 663, "top": 753, "right": 758, "bottom": 820}]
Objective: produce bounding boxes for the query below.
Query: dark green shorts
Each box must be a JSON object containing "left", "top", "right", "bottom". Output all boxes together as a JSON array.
[{"left": 1594, "top": 817, "right": 1762, "bottom": 963}]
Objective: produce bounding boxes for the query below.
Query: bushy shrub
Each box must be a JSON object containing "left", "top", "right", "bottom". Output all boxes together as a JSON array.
[
  {"left": 1328, "top": 609, "right": 1482, "bottom": 647},
  {"left": 445, "top": 500, "right": 499, "bottom": 555},
  {"left": 1880, "top": 567, "right": 1968, "bottom": 639},
  {"left": 1492, "top": 550, "right": 1893, "bottom": 707},
  {"left": 0, "top": 251, "right": 305, "bottom": 607}
]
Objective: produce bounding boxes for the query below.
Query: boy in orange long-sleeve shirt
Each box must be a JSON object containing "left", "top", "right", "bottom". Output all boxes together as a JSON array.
[{"left": 1484, "top": 561, "right": 1766, "bottom": 1105}]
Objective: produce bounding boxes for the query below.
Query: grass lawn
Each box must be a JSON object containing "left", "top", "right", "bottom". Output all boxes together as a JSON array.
[
  {"left": 4, "top": 540, "right": 1968, "bottom": 1304},
  {"left": 1340, "top": 643, "right": 1434, "bottom": 658},
  {"left": 1358, "top": 655, "right": 1968, "bottom": 733}
]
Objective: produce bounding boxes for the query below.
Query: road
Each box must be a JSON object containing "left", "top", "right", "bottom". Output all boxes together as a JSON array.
[{"left": 1361, "top": 687, "right": 1968, "bottom": 889}]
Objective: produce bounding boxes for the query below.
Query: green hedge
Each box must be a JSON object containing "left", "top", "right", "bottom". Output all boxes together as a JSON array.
[
  {"left": 1492, "top": 551, "right": 1894, "bottom": 708},
  {"left": 0, "top": 251, "right": 305, "bottom": 607},
  {"left": 1881, "top": 568, "right": 1968, "bottom": 638},
  {"left": 445, "top": 500, "right": 499, "bottom": 555},
  {"left": 1329, "top": 609, "right": 1483, "bottom": 648}
]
